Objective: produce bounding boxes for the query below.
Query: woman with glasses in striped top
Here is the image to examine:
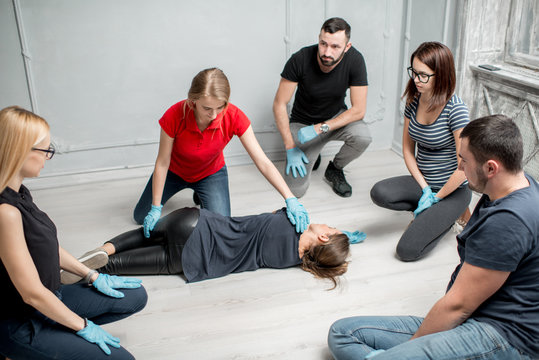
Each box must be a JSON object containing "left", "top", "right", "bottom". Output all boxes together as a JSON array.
[{"left": 370, "top": 42, "right": 471, "bottom": 261}]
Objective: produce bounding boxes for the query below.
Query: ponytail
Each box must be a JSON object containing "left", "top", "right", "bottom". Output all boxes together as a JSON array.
[{"left": 301, "top": 233, "right": 350, "bottom": 289}]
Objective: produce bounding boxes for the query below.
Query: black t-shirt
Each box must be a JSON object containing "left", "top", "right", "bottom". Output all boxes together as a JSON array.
[
  {"left": 0, "top": 185, "right": 60, "bottom": 319},
  {"left": 447, "top": 174, "right": 539, "bottom": 357},
  {"left": 181, "top": 208, "right": 301, "bottom": 282},
  {"left": 281, "top": 44, "right": 368, "bottom": 124}
]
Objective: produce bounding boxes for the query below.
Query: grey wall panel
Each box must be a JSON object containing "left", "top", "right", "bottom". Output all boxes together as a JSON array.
[
  {"left": 326, "top": 0, "right": 406, "bottom": 153},
  {"left": 0, "top": 0, "right": 32, "bottom": 109},
  {"left": 391, "top": 0, "right": 461, "bottom": 154},
  {"left": 0, "top": 0, "right": 460, "bottom": 187}
]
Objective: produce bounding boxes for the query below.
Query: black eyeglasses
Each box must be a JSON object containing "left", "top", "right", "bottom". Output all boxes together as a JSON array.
[
  {"left": 407, "top": 66, "right": 435, "bottom": 83},
  {"left": 32, "top": 145, "right": 55, "bottom": 160}
]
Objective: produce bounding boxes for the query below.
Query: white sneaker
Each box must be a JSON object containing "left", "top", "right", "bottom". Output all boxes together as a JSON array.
[
  {"left": 452, "top": 219, "right": 467, "bottom": 234},
  {"left": 60, "top": 248, "right": 109, "bottom": 285}
]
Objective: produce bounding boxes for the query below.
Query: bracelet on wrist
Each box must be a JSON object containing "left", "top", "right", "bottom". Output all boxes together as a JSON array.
[{"left": 83, "top": 270, "right": 98, "bottom": 286}]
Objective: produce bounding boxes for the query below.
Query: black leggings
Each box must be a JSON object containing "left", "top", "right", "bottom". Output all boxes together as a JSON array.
[
  {"left": 370, "top": 175, "right": 471, "bottom": 261},
  {"left": 99, "top": 207, "right": 200, "bottom": 275}
]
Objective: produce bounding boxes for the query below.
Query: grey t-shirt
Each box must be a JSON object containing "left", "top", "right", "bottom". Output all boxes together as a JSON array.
[{"left": 182, "top": 208, "right": 301, "bottom": 282}]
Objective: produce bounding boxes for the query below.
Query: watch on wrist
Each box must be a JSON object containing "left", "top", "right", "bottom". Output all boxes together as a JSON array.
[{"left": 320, "top": 123, "right": 330, "bottom": 133}]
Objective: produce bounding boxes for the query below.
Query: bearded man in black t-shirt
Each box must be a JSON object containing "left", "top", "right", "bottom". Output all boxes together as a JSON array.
[{"left": 273, "top": 17, "right": 371, "bottom": 198}]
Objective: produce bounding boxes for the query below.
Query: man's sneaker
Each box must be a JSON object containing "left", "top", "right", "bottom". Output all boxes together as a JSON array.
[
  {"left": 60, "top": 248, "right": 109, "bottom": 285},
  {"left": 312, "top": 154, "right": 322, "bottom": 171},
  {"left": 324, "top": 161, "right": 352, "bottom": 197}
]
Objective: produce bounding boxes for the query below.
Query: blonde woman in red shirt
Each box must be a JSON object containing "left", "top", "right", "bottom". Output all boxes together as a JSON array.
[{"left": 134, "top": 68, "right": 309, "bottom": 238}]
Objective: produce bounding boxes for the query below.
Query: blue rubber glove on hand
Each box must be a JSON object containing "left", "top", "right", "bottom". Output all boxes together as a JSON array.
[
  {"left": 92, "top": 273, "right": 142, "bottom": 298},
  {"left": 365, "top": 349, "right": 386, "bottom": 359},
  {"left": 413, "top": 186, "right": 441, "bottom": 217},
  {"left": 285, "top": 197, "right": 310, "bottom": 233},
  {"left": 298, "top": 125, "right": 319, "bottom": 144},
  {"left": 143, "top": 204, "right": 163, "bottom": 238},
  {"left": 343, "top": 230, "right": 367, "bottom": 244},
  {"left": 76, "top": 319, "right": 121, "bottom": 355},
  {"left": 286, "top": 148, "right": 309, "bottom": 178}
]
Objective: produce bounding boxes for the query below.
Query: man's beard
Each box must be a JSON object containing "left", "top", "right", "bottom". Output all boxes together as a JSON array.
[
  {"left": 319, "top": 48, "right": 346, "bottom": 66},
  {"left": 468, "top": 165, "right": 488, "bottom": 193}
]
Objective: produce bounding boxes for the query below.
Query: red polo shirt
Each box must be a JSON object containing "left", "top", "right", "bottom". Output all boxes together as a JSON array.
[{"left": 159, "top": 100, "right": 251, "bottom": 183}]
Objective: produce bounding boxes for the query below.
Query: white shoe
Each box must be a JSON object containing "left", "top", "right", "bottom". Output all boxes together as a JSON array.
[
  {"left": 452, "top": 219, "right": 467, "bottom": 234},
  {"left": 60, "top": 248, "right": 109, "bottom": 285}
]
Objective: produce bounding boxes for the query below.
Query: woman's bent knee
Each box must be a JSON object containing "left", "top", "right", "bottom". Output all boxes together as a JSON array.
[{"left": 126, "top": 286, "right": 148, "bottom": 314}]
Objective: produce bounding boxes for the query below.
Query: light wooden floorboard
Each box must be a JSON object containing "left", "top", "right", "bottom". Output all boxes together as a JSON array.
[{"left": 29, "top": 149, "right": 472, "bottom": 360}]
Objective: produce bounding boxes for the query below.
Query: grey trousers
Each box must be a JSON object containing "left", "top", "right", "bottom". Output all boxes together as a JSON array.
[
  {"left": 370, "top": 175, "right": 472, "bottom": 261},
  {"left": 284, "top": 119, "right": 372, "bottom": 198}
]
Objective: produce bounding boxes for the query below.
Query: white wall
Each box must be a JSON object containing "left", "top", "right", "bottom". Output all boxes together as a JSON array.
[{"left": 0, "top": 0, "right": 458, "bottom": 188}]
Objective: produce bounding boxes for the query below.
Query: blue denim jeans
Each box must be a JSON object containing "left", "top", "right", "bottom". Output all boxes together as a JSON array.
[
  {"left": 0, "top": 283, "right": 147, "bottom": 359},
  {"left": 328, "top": 316, "right": 532, "bottom": 360},
  {"left": 133, "top": 165, "right": 230, "bottom": 224}
]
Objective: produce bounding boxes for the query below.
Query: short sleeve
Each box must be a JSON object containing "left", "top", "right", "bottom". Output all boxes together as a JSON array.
[
  {"left": 158, "top": 102, "right": 184, "bottom": 138},
  {"left": 349, "top": 50, "right": 368, "bottom": 86},
  {"left": 229, "top": 105, "right": 251, "bottom": 137},
  {"left": 465, "top": 211, "right": 531, "bottom": 272},
  {"left": 448, "top": 97, "right": 470, "bottom": 132},
  {"left": 280, "top": 50, "right": 303, "bottom": 83},
  {"left": 404, "top": 97, "right": 417, "bottom": 119},
  {"left": 404, "top": 104, "right": 412, "bottom": 119}
]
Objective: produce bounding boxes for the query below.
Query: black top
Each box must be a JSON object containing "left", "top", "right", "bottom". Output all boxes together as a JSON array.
[
  {"left": 182, "top": 208, "right": 301, "bottom": 282},
  {"left": 281, "top": 44, "right": 368, "bottom": 124},
  {"left": 0, "top": 185, "right": 60, "bottom": 319}
]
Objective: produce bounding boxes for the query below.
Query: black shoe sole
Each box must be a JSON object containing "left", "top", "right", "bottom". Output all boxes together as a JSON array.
[
  {"left": 323, "top": 177, "right": 352, "bottom": 197},
  {"left": 313, "top": 154, "right": 321, "bottom": 171}
]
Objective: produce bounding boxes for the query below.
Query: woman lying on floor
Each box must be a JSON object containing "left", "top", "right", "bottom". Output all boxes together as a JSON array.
[{"left": 72, "top": 207, "right": 354, "bottom": 288}]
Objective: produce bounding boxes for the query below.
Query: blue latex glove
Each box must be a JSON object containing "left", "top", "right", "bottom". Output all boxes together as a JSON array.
[
  {"left": 365, "top": 349, "right": 386, "bottom": 359},
  {"left": 143, "top": 204, "right": 163, "bottom": 238},
  {"left": 413, "top": 186, "right": 441, "bottom": 217},
  {"left": 92, "top": 273, "right": 143, "bottom": 298},
  {"left": 286, "top": 148, "right": 309, "bottom": 178},
  {"left": 298, "top": 125, "right": 319, "bottom": 144},
  {"left": 285, "top": 197, "right": 310, "bottom": 233},
  {"left": 76, "top": 319, "right": 121, "bottom": 355},
  {"left": 343, "top": 230, "right": 367, "bottom": 244}
]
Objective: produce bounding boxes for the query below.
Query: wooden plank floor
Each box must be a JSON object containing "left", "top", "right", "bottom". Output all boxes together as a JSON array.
[{"left": 29, "top": 150, "right": 471, "bottom": 360}]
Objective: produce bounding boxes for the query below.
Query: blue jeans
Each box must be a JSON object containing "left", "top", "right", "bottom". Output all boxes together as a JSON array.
[
  {"left": 133, "top": 165, "right": 230, "bottom": 224},
  {"left": 328, "top": 316, "right": 532, "bottom": 360},
  {"left": 0, "top": 284, "right": 147, "bottom": 359}
]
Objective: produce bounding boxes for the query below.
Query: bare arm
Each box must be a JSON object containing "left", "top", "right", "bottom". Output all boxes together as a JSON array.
[
  {"left": 239, "top": 125, "right": 294, "bottom": 199},
  {"left": 411, "top": 262, "right": 510, "bottom": 339},
  {"left": 0, "top": 204, "right": 86, "bottom": 332},
  {"left": 59, "top": 246, "right": 98, "bottom": 281},
  {"left": 434, "top": 128, "right": 467, "bottom": 199},
  {"left": 402, "top": 116, "right": 428, "bottom": 189},
  {"left": 321, "top": 85, "right": 367, "bottom": 132},
  {"left": 273, "top": 78, "right": 298, "bottom": 150},
  {"left": 151, "top": 129, "right": 174, "bottom": 206}
]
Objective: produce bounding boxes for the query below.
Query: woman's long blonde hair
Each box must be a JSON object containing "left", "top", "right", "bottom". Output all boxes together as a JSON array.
[{"left": 0, "top": 106, "right": 49, "bottom": 193}]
